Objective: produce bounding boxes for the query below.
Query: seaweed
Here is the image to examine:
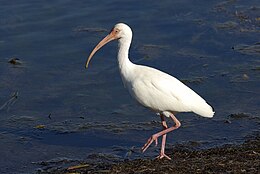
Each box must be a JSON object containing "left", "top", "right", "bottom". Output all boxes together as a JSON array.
[{"left": 36, "top": 135, "right": 260, "bottom": 174}]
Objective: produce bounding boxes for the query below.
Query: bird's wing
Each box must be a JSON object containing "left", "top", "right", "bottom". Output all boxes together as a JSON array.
[
  {"left": 131, "top": 65, "right": 214, "bottom": 117},
  {"left": 131, "top": 66, "right": 192, "bottom": 110},
  {"left": 149, "top": 67, "right": 200, "bottom": 103},
  {"left": 144, "top": 66, "right": 214, "bottom": 116},
  {"left": 152, "top": 69, "right": 214, "bottom": 117}
]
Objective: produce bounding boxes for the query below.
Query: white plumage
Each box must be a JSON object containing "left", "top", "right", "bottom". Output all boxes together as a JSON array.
[
  {"left": 124, "top": 65, "right": 214, "bottom": 118},
  {"left": 86, "top": 23, "right": 214, "bottom": 159}
]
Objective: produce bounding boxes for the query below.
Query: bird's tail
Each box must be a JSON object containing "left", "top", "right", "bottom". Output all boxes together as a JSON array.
[{"left": 192, "top": 102, "right": 215, "bottom": 118}]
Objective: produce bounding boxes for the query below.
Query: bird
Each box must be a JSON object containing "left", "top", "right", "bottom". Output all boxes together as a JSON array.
[{"left": 86, "top": 23, "right": 214, "bottom": 159}]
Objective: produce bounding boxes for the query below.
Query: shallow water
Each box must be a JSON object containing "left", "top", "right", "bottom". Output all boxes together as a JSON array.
[{"left": 0, "top": 0, "right": 259, "bottom": 173}]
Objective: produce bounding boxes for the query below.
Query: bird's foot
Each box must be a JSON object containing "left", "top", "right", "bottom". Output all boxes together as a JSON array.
[
  {"left": 156, "top": 152, "right": 171, "bottom": 160},
  {"left": 141, "top": 135, "right": 158, "bottom": 152}
]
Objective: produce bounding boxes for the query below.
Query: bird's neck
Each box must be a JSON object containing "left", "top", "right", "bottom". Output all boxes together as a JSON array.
[{"left": 117, "top": 38, "right": 134, "bottom": 73}]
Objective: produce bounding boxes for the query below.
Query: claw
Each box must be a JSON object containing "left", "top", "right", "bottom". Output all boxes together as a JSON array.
[{"left": 156, "top": 153, "right": 171, "bottom": 160}]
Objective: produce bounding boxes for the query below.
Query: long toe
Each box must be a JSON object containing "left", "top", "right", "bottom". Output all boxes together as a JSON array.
[
  {"left": 141, "top": 136, "right": 158, "bottom": 152},
  {"left": 156, "top": 153, "right": 171, "bottom": 160}
]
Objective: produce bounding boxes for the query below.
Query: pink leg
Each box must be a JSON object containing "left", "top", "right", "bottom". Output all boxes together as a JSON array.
[
  {"left": 141, "top": 113, "right": 181, "bottom": 159},
  {"left": 156, "top": 114, "right": 171, "bottom": 160}
]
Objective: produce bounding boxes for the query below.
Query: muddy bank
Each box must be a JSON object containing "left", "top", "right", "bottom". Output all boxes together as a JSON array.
[{"left": 37, "top": 134, "right": 259, "bottom": 174}]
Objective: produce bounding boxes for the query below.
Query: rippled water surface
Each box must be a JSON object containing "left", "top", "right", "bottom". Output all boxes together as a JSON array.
[{"left": 0, "top": 0, "right": 259, "bottom": 173}]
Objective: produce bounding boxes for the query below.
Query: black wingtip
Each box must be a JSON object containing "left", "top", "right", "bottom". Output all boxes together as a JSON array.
[{"left": 208, "top": 102, "right": 215, "bottom": 112}]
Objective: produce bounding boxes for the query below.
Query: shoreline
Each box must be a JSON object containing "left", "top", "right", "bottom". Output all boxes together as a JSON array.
[{"left": 37, "top": 134, "right": 259, "bottom": 174}]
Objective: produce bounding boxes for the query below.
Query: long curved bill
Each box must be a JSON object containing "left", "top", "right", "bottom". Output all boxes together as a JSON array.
[{"left": 85, "top": 29, "right": 117, "bottom": 69}]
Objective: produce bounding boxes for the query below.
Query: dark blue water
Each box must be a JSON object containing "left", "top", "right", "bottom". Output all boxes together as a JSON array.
[{"left": 0, "top": 0, "right": 259, "bottom": 173}]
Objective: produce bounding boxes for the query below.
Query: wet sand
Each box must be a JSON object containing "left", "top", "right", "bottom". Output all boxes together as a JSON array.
[{"left": 38, "top": 134, "right": 259, "bottom": 174}]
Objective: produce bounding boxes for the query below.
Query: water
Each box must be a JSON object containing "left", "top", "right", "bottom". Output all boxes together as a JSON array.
[{"left": 0, "top": 0, "right": 259, "bottom": 173}]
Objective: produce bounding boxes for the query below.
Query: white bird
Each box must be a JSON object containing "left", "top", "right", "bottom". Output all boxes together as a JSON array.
[{"left": 86, "top": 23, "right": 214, "bottom": 159}]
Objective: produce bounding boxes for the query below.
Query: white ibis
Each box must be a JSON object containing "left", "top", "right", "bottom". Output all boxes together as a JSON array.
[{"left": 86, "top": 23, "right": 214, "bottom": 159}]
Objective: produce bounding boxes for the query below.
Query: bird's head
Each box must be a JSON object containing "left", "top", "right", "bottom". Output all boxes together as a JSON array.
[
  {"left": 85, "top": 23, "right": 132, "bottom": 69},
  {"left": 113, "top": 23, "right": 132, "bottom": 40}
]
